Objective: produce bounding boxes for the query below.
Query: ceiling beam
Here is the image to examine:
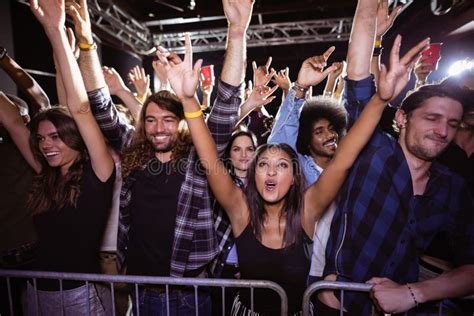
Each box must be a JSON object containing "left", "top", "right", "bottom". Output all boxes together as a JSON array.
[{"left": 154, "top": 18, "right": 353, "bottom": 53}]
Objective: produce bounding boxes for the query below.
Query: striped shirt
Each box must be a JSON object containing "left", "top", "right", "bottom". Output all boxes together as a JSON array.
[{"left": 88, "top": 80, "right": 243, "bottom": 277}]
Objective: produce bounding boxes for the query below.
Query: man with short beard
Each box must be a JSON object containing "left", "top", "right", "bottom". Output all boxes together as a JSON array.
[
  {"left": 319, "top": 0, "right": 474, "bottom": 314},
  {"left": 69, "top": 0, "right": 254, "bottom": 313}
]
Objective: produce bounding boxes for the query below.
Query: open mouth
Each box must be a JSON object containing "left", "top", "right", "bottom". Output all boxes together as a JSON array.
[{"left": 264, "top": 180, "right": 277, "bottom": 191}]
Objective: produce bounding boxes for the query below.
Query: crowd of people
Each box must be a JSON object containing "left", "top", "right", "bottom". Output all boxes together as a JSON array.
[{"left": 0, "top": 0, "right": 473, "bottom": 315}]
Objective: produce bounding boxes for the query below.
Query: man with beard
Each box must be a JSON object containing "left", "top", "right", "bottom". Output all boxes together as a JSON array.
[
  {"left": 318, "top": 0, "right": 474, "bottom": 314},
  {"left": 68, "top": 0, "right": 253, "bottom": 313}
]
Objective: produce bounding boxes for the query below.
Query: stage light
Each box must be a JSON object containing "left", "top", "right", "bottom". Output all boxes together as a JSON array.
[{"left": 448, "top": 60, "right": 474, "bottom": 76}]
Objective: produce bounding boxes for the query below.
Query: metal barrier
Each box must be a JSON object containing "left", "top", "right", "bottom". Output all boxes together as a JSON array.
[
  {"left": 302, "top": 280, "right": 474, "bottom": 316},
  {"left": 0, "top": 269, "right": 288, "bottom": 316}
]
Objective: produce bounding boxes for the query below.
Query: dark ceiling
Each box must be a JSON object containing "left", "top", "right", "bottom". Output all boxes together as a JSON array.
[{"left": 114, "top": 0, "right": 356, "bottom": 34}]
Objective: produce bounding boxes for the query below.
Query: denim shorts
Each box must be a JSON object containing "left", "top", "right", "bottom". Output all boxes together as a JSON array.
[{"left": 26, "top": 282, "right": 112, "bottom": 316}]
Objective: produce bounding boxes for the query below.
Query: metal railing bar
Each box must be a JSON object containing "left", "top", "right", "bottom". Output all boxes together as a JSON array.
[
  {"left": 250, "top": 286, "right": 254, "bottom": 311},
  {"left": 86, "top": 280, "right": 90, "bottom": 316},
  {"left": 194, "top": 285, "right": 198, "bottom": 316},
  {"left": 0, "top": 269, "right": 288, "bottom": 315},
  {"left": 221, "top": 286, "right": 225, "bottom": 315},
  {"left": 6, "top": 277, "right": 13, "bottom": 316},
  {"left": 134, "top": 283, "right": 140, "bottom": 316},
  {"left": 166, "top": 284, "right": 170, "bottom": 316},
  {"left": 33, "top": 278, "right": 39, "bottom": 316},
  {"left": 59, "top": 279, "right": 64, "bottom": 316},
  {"left": 110, "top": 282, "right": 116, "bottom": 316}
]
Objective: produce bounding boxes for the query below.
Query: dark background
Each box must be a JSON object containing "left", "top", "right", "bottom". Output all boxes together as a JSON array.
[{"left": 1, "top": 0, "right": 473, "bottom": 114}]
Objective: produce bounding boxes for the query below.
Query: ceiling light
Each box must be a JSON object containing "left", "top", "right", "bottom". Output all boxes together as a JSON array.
[{"left": 448, "top": 59, "right": 474, "bottom": 76}]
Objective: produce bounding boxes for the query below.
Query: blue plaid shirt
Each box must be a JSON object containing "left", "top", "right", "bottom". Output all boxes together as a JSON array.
[
  {"left": 88, "top": 80, "right": 243, "bottom": 277},
  {"left": 324, "top": 75, "right": 474, "bottom": 314}
]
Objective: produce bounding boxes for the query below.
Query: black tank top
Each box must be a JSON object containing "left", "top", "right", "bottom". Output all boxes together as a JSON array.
[{"left": 235, "top": 224, "right": 312, "bottom": 315}]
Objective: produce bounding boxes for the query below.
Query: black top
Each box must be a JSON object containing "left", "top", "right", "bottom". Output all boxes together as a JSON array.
[
  {"left": 127, "top": 159, "right": 185, "bottom": 276},
  {"left": 235, "top": 224, "right": 312, "bottom": 315},
  {"left": 437, "top": 141, "right": 473, "bottom": 194},
  {"left": 33, "top": 162, "right": 115, "bottom": 290}
]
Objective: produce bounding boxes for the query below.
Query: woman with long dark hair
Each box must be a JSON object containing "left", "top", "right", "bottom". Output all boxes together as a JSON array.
[
  {"left": 0, "top": 0, "right": 116, "bottom": 313},
  {"left": 159, "top": 33, "right": 427, "bottom": 315}
]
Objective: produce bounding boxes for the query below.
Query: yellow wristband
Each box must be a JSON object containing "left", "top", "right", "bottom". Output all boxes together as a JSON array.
[
  {"left": 79, "top": 42, "right": 97, "bottom": 51},
  {"left": 184, "top": 109, "right": 203, "bottom": 119},
  {"left": 374, "top": 40, "right": 382, "bottom": 48}
]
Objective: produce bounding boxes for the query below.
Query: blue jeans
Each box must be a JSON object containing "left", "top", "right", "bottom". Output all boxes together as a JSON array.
[{"left": 132, "top": 288, "right": 212, "bottom": 316}]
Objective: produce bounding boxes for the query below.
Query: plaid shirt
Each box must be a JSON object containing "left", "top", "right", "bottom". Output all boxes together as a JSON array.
[
  {"left": 324, "top": 76, "right": 474, "bottom": 314},
  {"left": 88, "top": 80, "right": 243, "bottom": 277}
]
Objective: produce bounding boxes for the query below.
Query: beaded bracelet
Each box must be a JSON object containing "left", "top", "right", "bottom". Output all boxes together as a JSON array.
[{"left": 406, "top": 284, "right": 419, "bottom": 307}]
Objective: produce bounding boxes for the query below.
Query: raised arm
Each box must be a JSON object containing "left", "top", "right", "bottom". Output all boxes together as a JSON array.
[
  {"left": 102, "top": 66, "right": 142, "bottom": 120},
  {"left": 324, "top": 62, "right": 344, "bottom": 97},
  {"left": 0, "top": 92, "right": 41, "bottom": 173},
  {"left": 346, "top": 0, "right": 378, "bottom": 80},
  {"left": 0, "top": 47, "right": 50, "bottom": 116},
  {"left": 128, "top": 65, "right": 151, "bottom": 102},
  {"left": 371, "top": 0, "right": 401, "bottom": 83},
  {"left": 236, "top": 83, "right": 277, "bottom": 126},
  {"left": 158, "top": 34, "right": 248, "bottom": 233},
  {"left": 30, "top": 0, "right": 113, "bottom": 181},
  {"left": 268, "top": 48, "right": 337, "bottom": 148},
  {"left": 302, "top": 35, "right": 430, "bottom": 234},
  {"left": 221, "top": 0, "right": 254, "bottom": 86}
]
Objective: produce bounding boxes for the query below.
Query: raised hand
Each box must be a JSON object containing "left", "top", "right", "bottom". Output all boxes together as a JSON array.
[
  {"left": 222, "top": 0, "right": 255, "bottom": 32},
  {"left": 65, "top": 27, "right": 80, "bottom": 60},
  {"left": 272, "top": 67, "right": 291, "bottom": 93},
  {"left": 296, "top": 46, "right": 337, "bottom": 88},
  {"left": 128, "top": 65, "right": 151, "bottom": 100},
  {"left": 65, "top": 0, "right": 93, "bottom": 44},
  {"left": 245, "top": 85, "right": 278, "bottom": 109},
  {"left": 377, "top": 35, "right": 430, "bottom": 102},
  {"left": 413, "top": 54, "right": 434, "bottom": 84},
  {"left": 252, "top": 57, "right": 276, "bottom": 87},
  {"left": 156, "top": 33, "right": 202, "bottom": 100},
  {"left": 102, "top": 66, "right": 127, "bottom": 96},
  {"left": 30, "top": 0, "right": 65, "bottom": 31},
  {"left": 152, "top": 59, "right": 169, "bottom": 84},
  {"left": 376, "top": 0, "right": 400, "bottom": 38}
]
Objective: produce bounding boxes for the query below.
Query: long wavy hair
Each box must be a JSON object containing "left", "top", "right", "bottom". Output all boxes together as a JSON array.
[
  {"left": 244, "top": 143, "right": 306, "bottom": 247},
  {"left": 121, "top": 91, "right": 192, "bottom": 179},
  {"left": 27, "top": 107, "right": 88, "bottom": 214}
]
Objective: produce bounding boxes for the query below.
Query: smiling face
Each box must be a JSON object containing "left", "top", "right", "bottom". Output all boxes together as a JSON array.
[
  {"left": 254, "top": 147, "right": 295, "bottom": 205},
  {"left": 36, "top": 120, "right": 80, "bottom": 175},
  {"left": 399, "top": 96, "right": 463, "bottom": 161},
  {"left": 144, "top": 102, "right": 180, "bottom": 154},
  {"left": 308, "top": 118, "right": 339, "bottom": 160},
  {"left": 229, "top": 135, "right": 255, "bottom": 176}
]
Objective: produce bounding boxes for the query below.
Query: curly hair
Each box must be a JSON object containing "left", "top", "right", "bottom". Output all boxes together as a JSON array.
[
  {"left": 27, "top": 107, "right": 88, "bottom": 214},
  {"left": 296, "top": 96, "right": 348, "bottom": 156},
  {"left": 121, "top": 91, "right": 192, "bottom": 179}
]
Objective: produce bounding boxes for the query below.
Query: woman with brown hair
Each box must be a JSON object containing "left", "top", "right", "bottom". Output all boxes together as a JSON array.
[{"left": 0, "top": 0, "right": 115, "bottom": 313}]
